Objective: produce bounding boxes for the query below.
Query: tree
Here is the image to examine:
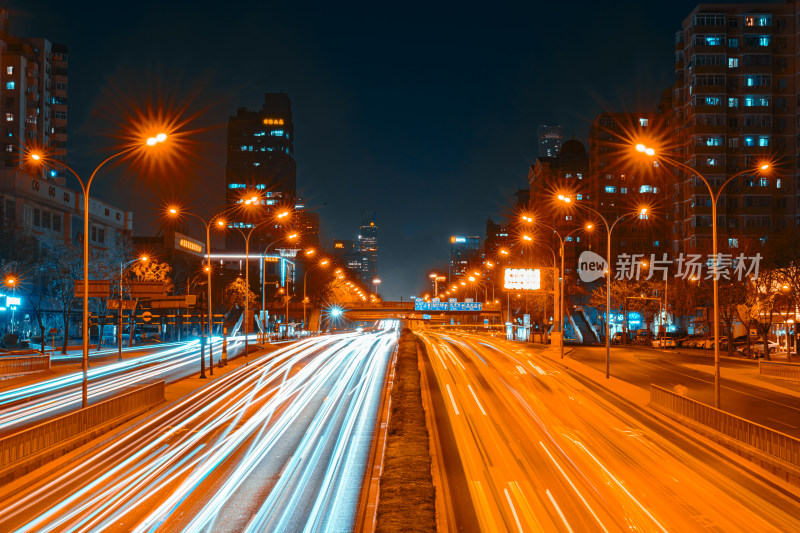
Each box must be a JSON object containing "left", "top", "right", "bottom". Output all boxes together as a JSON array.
[
  {"left": 41, "top": 237, "right": 82, "bottom": 354},
  {"left": 224, "top": 277, "right": 259, "bottom": 332}
]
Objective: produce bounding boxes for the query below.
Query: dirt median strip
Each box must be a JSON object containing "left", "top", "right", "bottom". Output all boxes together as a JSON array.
[{"left": 375, "top": 328, "right": 436, "bottom": 532}]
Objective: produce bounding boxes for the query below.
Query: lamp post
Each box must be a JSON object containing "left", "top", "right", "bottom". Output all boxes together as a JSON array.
[
  {"left": 304, "top": 259, "right": 329, "bottom": 331},
  {"left": 169, "top": 208, "right": 229, "bottom": 375},
  {"left": 260, "top": 232, "right": 298, "bottom": 341},
  {"left": 226, "top": 207, "right": 289, "bottom": 357},
  {"left": 637, "top": 143, "right": 769, "bottom": 407},
  {"left": 520, "top": 214, "right": 590, "bottom": 358},
  {"left": 30, "top": 133, "right": 168, "bottom": 408},
  {"left": 118, "top": 256, "right": 147, "bottom": 361},
  {"left": 372, "top": 278, "right": 381, "bottom": 296},
  {"left": 558, "top": 194, "right": 647, "bottom": 378}
]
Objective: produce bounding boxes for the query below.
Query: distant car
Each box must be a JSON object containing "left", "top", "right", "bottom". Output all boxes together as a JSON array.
[
  {"left": 652, "top": 337, "right": 676, "bottom": 348},
  {"left": 738, "top": 341, "right": 779, "bottom": 358}
]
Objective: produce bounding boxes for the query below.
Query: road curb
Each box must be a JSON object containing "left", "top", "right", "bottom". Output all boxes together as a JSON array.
[
  {"left": 355, "top": 341, "right": 397, "bottom": 533},
  {"left": 417, "top": 339, "right": 452, "bottom": 533}
]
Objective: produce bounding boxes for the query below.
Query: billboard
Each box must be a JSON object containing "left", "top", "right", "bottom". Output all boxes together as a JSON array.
[{"left": 504, "top": 267, "right": 541, "bottom": 291}]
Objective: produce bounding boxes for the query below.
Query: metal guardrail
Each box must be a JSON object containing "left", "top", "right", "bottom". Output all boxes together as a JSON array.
[
  {"left": 0, "top": 354, "right": 51, "bottom": 376},
  {"left": 0, "top": 381, "right": 165, "bottom": 469},
  {"left": 650, "top": 384, "right": 800, "bottom": 467},
  {"left": 759, "top": 361, "right": 800, "bottom": 382}
]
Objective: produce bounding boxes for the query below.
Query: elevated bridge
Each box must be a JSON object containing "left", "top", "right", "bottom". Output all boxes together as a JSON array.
[{"left": 338, "top": 301, "right": 502, "bottom": 322}]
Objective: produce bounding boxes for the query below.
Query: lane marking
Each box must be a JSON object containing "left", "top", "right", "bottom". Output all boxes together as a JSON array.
[
  {"left": 516, "top": 365, "right": 527, "bottom": 374},
  {"left": 545, "top": 489, "right": 573, "bottom": 533},
  {"left": 446, "top": 384, "right": 460, "bottom": 415},
  {"left": 539, "top": 441, "right": 608, "bottom": 532},
  {"left": 504, "top": 488, "right": 524, "bottom": 533},
  {"left": 767, "top": 417, "right": 798, "bottom": 429},
  {"left": 468, "top": 385, "right": 487, "bottom": 416}
]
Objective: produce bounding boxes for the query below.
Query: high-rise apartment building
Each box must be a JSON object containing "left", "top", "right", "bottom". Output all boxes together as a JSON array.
[
  {"left": 0, "top": 10, "right": 69, "bottom": 184},
  {"left": 225, "top": 92, "right": 296, "bottom": 251},
  {"left": 538, "top": 125, "right": 563, "bottom": 158},
  {"left": 357, "top": 211, "right": 378, "bottom": 284},
  {"left": 588, "top": 112, "right": 671, "bottom": 256},
  {"left": 674, "top": 4, "right": 798, "bottom": 250}
]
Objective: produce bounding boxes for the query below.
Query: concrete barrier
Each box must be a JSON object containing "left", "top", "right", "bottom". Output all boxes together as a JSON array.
[
  {"left": 0, "top": 354, "right": 50, "bottom": 378},
  {"left": 650, "top": 384, "right": 800, "bottom": 468},
  {"left": 759, "top": 360, "right": 800, "bottom": 382},
  {"left": 0, "top": 381, "right": 164, "bottom": 482}
]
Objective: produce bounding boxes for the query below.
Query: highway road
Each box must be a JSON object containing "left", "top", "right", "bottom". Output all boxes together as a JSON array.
[
  {"left": 0, "top": 336, "right": 239, "bottom": 435},
  {"left": 568, "top": 345, "right": 800, "bottom": 438},
  {"left": 419, "top": 331, "right": 800, "bottom": 532},
  {"left": 0, "top": 327, "right": 396, "bottom": 531}
]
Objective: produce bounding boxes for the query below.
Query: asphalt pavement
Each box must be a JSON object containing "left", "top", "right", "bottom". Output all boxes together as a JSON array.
[
  {"left": 565, "top": 343, "right": 800, "bottom": 438},
  {"left": 418, "top": 331, "right": 800, "bottom": 532}
]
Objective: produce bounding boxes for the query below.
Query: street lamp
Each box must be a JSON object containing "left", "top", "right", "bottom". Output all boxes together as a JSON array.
[
  {"left": 636, "top": 142, "right": 770, "bottom": 407},
  {"left": 29, "top": 132, "right": 168, "bottom": 408},
  {"left": 118, "top": 256, "right": 147, "bottom": 361},
  {"left": 304, "top": 259, "right": 329, "bottom": 331},
  {"left": 260, "top": 232, "right": 299, "bottom": 341},
  {"left": 168, "top": 206, "right": 237, "bottom": 376},
  {"left": 559, "top": 194, "right": 648, "bottom": 378},
  {"left": 4, "top": 277, "right": 16, "bottom": 334},
  {"left": 225, "top": 207, "right": 290, "bottom": 358},
  {"left": 521, "top": 213, "right": 589, "bottom": 359},
  {"left": 372, "top": 278, "right": 381, "bottom": 296}
]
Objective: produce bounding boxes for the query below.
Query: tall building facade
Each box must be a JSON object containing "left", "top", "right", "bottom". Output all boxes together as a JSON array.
[
  {"left": 538, "top": 125, "right": 563, "bottom": 158},
  {"left": 0, "top": 9, "right": 69, "bottom": 184},
  {"left": 449, "top": 236, "right": 481, "bottom": 281},
  {"left": 357, "top": 211, "right": 378, "bottom": 284},
  {"left": 224, "top": 92, "right": 296, "bottom": 251},
  {"left": 674, "top": 4, "right": 798, "bottom": 250},
  {"left": 588, "top": 112, "right": 672, "bottom": 257}
]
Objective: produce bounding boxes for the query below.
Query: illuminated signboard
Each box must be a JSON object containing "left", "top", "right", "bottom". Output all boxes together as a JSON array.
[
  {"left": 335, "top": 242, "right": 344, "bottom": 249},
  {"left": 262, "top": 118, "right": 285, "bottom": 125},
  {"left": 178, "top": 238, "right": 202, "bottom": 253},
  {"left": 264, "top": 256, "right": 280, "bottom": 263},
  {"left": 450, "top": 236, "right": 467, "bottom": 243},
  {"left": 504, "top": 267, "right": 541, "bottom": 290},
  {"left": 450, "top": 302, "right": 482, "bottom": 311},
  {"left": 5, "top": 296, "right": 20, "bottom": 306}
]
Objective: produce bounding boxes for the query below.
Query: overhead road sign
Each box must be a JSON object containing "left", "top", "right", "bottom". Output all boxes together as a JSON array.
[
  {"left": 75, "top": 280, "right": 111, "bottom": 298},
  {"left": 150, "top": 295, "right": 198, "bottom": 309},
  {"left": 129, "top": 281, "right": 168, "bottom": 298}
]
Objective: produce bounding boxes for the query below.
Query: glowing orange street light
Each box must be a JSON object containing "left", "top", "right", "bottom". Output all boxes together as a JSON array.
[
  {"left": 522, "top": 235, "right": 533, "bottom": 242},
  {"left": 30, "top": 130, "right": 170, "bottom": 408},
  {"left": 635, "top": 141, "right": 771, "bottom": 407}
]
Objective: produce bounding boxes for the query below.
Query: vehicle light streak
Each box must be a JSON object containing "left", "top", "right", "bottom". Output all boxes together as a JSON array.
[{"left": 0, "top": 331, "right": 396, "bottom": 532}]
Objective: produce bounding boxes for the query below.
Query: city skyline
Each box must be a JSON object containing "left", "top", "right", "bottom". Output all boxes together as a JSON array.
[{"left": 4, "top": 0, "right": 708, "bottom": 300}]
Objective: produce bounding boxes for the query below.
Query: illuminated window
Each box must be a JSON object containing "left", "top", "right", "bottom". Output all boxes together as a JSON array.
[
  {"left": 576, "top": 194, "right": 583, "bottom": 200},
  {"left": 703, "top": 96, "right": 721, "bottom": 106},
  {"left": 728, "top": 97, "right": 738, "bottom": 108},
  {"left": 705, "top": 35, "right": 723, "bottom": 45},
  {"left": 759, "top": 178, "right": 769, "bottom": 187},
  {"left": 639, "top": 118, "right": 649, "bottom": 127},
  {"left": 270, "top": 130, "right": 284, "bottom": 137},
  {"left": 728, "top": 57, "right": 738, "bottom": 68},
  {"left": 744, "top": 137, "right": 755, "bottom": 147},
  {"left": 705, "top": 137, "right": 722, "bottom": 146},
  {"left": 639, "top": 185, "right": 652, "bottom": 193},
  {"left": 777, "top": 178, "right": 782, "bottom": 188},
  {"left": 728, "top": 238, "right": 738, "bottom": 248},
  {"left": 758, "top": 35, "right": 771, "bottom": 46},
  {"left": 5, "top": 66, "right": 11, "bottom": 75},
  {"left": 5, "top": 113, "right": 12, "bottom": 122},
  {"left": 5, "top": 82, "right": 13, "bottom": 90},
  {"left": 706, "top": 158, "right": 720, "bottom": 166},
  {"left": 620, "top": 187, "right": 627, "bottom": 194},
  {"left": 604, "top": 186, "right": 616, "bottom": 193},
  {"left": 758, "top": 136, "right": 769, "bottom": 146}
]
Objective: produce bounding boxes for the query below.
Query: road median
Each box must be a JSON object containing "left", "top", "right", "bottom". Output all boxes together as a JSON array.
[{"left": 374, "top": 328, "right": 436, "bottom": 532}]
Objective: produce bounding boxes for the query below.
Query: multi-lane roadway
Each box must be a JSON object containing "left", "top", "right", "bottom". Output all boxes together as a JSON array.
[
  {"left": 419, "top": 331, "right": 800, "bottom": 532},
  {"left": 0, "top": 327, "right": 396, "bottom": 532}
]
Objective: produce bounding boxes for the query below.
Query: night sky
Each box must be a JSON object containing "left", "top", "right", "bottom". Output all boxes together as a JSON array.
[{"left": 9, "top": 0, "right": 766, "bottom": 300}]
